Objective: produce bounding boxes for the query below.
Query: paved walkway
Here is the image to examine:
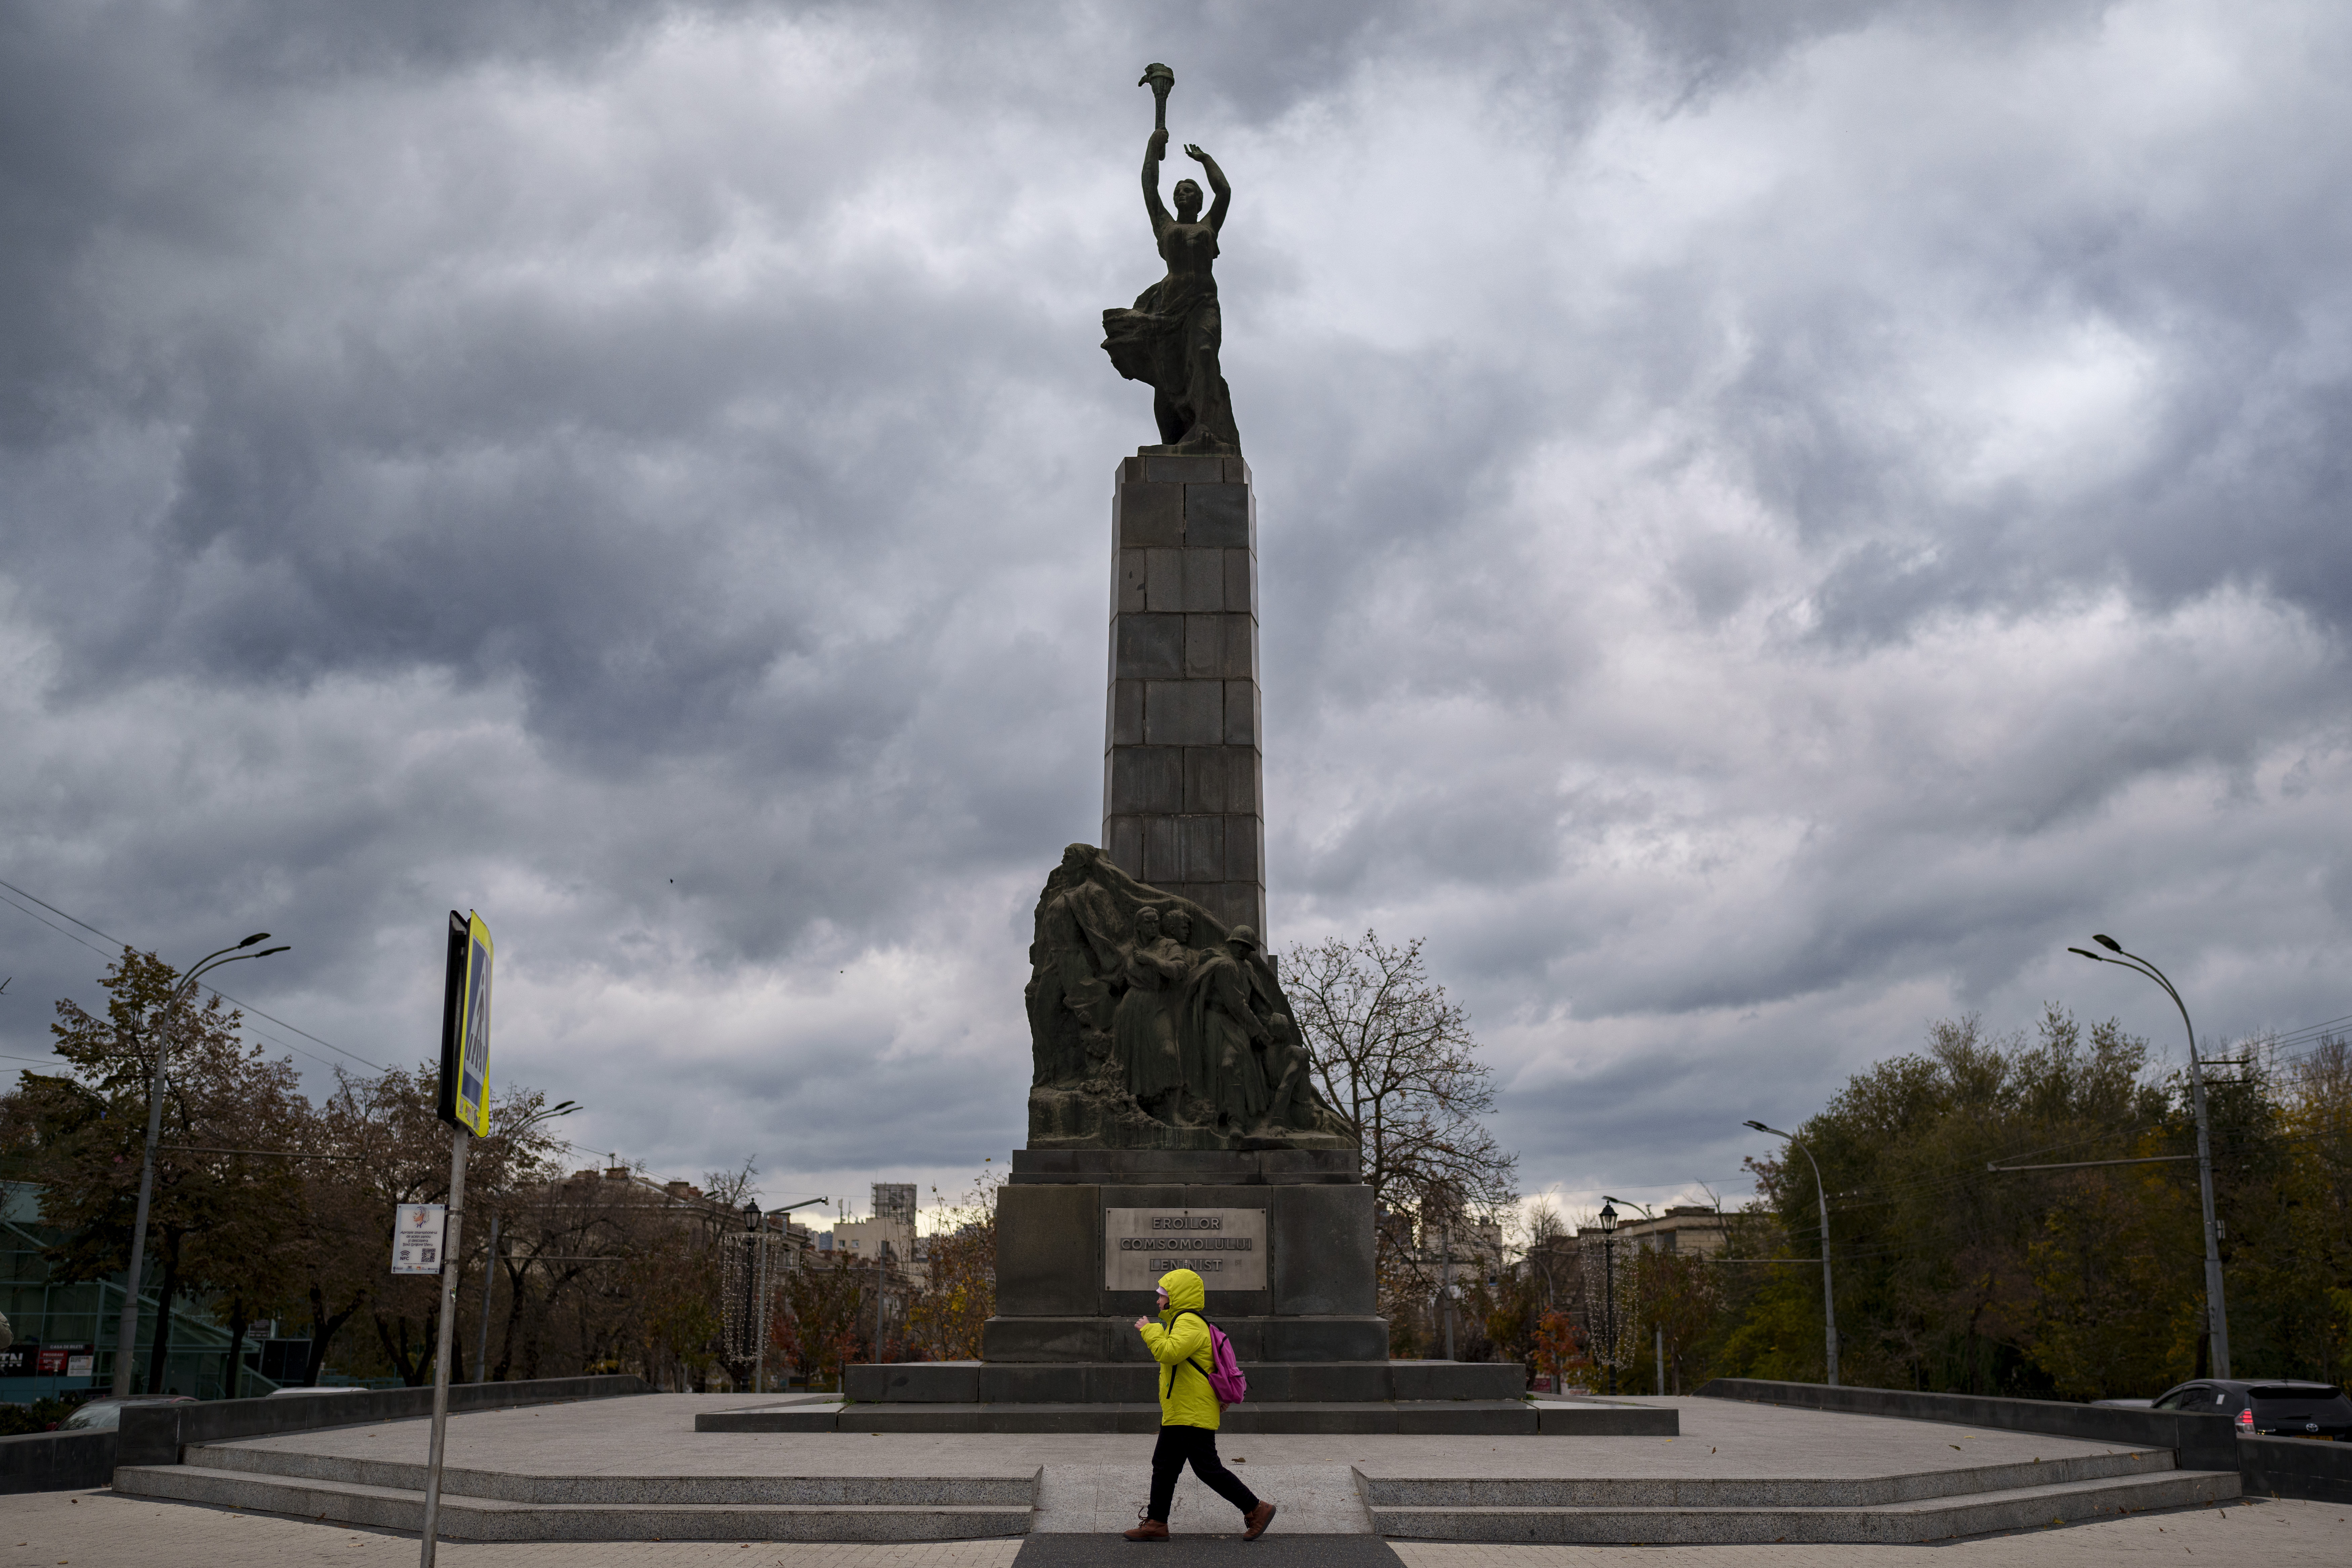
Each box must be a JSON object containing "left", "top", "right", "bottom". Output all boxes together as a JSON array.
[
  {"left": 5, "top": 1487, "right": 2344, "bottom": 1566},
  {"left": 207, "top": 1394, "right": 2153, "bottom": 1481},
  {"left": 17, "top": 1391, "right": 2344, "bottom": 1564}
]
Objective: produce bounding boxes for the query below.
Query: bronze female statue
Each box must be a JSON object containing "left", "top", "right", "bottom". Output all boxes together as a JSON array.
[{"left": 1102, "top": 68, "right": 1241, "bottom": 455}]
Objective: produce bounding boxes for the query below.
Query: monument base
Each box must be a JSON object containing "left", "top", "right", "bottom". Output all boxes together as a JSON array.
[
  {"left": 703, "top": 1397, "right": 1651, "bottom": 1436},
  {"left": 839, "top": 1148, "right": 1528, "bottom": 1421},
  {"left": 1024, "top": 1087, "right": 1357, "bottom": 1151}
]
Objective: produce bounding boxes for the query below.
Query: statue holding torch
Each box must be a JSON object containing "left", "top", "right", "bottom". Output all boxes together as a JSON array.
[{"left": 1101, "top": 63, "right": 1242, "bottom": 455}]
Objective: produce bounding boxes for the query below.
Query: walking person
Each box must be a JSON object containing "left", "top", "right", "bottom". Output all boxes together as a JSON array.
[{"left": 1125, "top": 1267, "right": 1276, "bottom": 1541}]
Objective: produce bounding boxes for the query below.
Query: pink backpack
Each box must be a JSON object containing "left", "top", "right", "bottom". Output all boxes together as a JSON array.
[{"left": 1178, "top": 1310, "right": 1249, "bottom": 1406}]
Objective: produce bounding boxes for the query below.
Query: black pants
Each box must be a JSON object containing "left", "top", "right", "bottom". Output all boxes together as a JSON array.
[{"left": 1149, "top": 1423, "right": 1258, "bottom": 1524}]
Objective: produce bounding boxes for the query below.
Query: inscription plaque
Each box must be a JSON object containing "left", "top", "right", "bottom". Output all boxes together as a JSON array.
[{"left": 1104, "top": 1207, "right": 1268, "bottom": 1291}]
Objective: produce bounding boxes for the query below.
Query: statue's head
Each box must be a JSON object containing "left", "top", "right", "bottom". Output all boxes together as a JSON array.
[
  {"left": 1227, "top": 924, "right": 1259, "bottom": 956},
  {"left": 1173, "top": 179, "right": 1203, "bottom": 222},
  {"left": 1134, "top": 906, "right": 1163, "bottom": 939},
  {"left": 1165, "top": 908, "right": 1193, "bottom": 944},
  {"left": 1061, "top": 843, "right": 1094, "bottom": 872}
]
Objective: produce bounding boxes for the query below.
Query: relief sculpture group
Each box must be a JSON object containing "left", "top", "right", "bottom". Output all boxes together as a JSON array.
[{"left": 1025, "top": 844, "right": 1354, "bottom": 1151}]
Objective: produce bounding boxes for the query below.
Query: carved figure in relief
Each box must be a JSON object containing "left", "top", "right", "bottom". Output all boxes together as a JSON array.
[
  {"left": 1115, "top": 905, "right": 1192, "bottom": 1117},
  {"left": 1023, "top": 844, "right": 1354, "bottom": 1152},
  {"left": 1188, "top": 926, "right": 1272, "bottom": 1133}
]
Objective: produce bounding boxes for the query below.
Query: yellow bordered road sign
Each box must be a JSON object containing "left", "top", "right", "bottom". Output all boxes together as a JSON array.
[{"left": 437, "top": 909, "right": 494, "bottom": 1136}]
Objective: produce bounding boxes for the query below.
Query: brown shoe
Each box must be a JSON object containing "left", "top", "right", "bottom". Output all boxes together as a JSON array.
[
  {"left": 1124, "top": 1517, "right": 1170, "bottom": 1541},
  {"left": 1243, "top": 1500, "right": 1276, "bottom": 1540}
]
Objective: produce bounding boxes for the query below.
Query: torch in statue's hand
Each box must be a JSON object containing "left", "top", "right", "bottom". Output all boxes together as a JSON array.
[{"left": 1140, "top": 61, "right": 1175, "bottom": 136}]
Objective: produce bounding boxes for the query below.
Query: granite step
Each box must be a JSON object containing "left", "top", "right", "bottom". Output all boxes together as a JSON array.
[
  {"left": 697, "top": 1399, "right": 1589, "bottom": 1435},
  {"left": 848, "top": 1358, "right": 1524, "bottom": 1404},
  {"left": 180, "top": 1439, "right": 1035, "bottom": 1504},
  {"left": 111, "top": 1464, "right": 1034, "bottom": 1541},
  {"left": 1364, "top": 1463, "right": 2242, "bottom": 1544},
  {"left": 1362, "top": 1446, "right": 2172, "bottom": 1509}
]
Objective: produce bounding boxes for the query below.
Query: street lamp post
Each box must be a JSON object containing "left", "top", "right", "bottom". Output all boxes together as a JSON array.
[
  {"left": 1439, "top": 1214, "right": 1456, "bottom": 1362},
  {"left": 113, "top": 933, "right": 289, "bottom": 1397},
  {"left": 1597, "top": 1201, "right": 1618, "bottom": 1396},
  {"left": 741, "top": 1200, "right": 766, "bottom": 1394},
  {"left": 2069, "top": 935, "right": 2230, "bottom": 1378},
  {"left": 761, "top": 1196, "right": 831, "bottom": 1391},
  {"left": 1602, "top": 1197, "right": 1663, "bottom": 1395},
  {"left": 1744, "top": 1120, "right": 1837, "bottom": 1387}
]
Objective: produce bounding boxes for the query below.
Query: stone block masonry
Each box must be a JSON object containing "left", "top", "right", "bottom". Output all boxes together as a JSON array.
[{"left": 1103, "top": 453, "right": 1264, "bottom": 936}]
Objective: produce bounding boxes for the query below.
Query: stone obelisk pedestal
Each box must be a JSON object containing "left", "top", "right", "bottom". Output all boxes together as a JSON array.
[
  {"left": 1101, "top": 453, "right": 1265, "bottom": 938},
  {"left": 806, "top": 456, "right": 1542, "bottom": 1434}
]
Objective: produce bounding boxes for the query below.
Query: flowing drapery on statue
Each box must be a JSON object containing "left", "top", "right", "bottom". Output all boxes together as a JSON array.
[
  {"left": 1025, "top": 844, "right": 1354, "bottom": 1151},
  {"left": 1101, "top": 66, "right": 1242, "bottom": 456}
]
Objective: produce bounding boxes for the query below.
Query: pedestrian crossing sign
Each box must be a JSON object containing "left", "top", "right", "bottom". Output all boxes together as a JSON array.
[{"left": 437, "top": 909, "right": 494, "bottom": 1136}]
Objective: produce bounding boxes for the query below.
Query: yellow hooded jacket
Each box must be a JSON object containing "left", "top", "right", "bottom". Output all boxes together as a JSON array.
[{"left": 1136, "top": 1267, "right": 1221, "bottom": 1429}]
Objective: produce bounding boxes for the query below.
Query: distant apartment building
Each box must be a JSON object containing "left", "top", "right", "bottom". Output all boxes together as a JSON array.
[
  {"left": 1575, "top": 1204, "right": 1727, "bottom": 1257},
  {"left": 809, "top": 1183, "right": 921, "bottom": 1282}
]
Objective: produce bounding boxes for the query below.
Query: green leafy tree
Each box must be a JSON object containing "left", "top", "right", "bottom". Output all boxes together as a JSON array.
[{"left": 18, "top": 948, "right": 307, "bottom": 1393}]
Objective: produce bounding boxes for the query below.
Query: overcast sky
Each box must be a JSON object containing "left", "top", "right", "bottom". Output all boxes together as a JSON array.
[{"left": 5, "top": 1, "right": 2348, "bottom": 1228}]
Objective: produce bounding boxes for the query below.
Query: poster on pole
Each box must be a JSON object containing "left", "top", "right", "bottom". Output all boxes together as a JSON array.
[
  {"left": 392, "top": 1203, "right": 448, "bottom": 1275},
  {"left": 436, "top": 909, "right": 494, "bottom": 1136}
]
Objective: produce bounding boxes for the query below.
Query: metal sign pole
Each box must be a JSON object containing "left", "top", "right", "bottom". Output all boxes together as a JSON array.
[{"left": 418, "top": 1121, "right": 470, "bottom": 1567}]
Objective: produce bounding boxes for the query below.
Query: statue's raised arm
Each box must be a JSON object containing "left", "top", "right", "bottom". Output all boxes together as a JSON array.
[
  {"left": 1141, "top": 127, "right": 1173, "bottom": 237},
  {"left": 1185, "top": 144, "right": 1230, "bottom": 234}
]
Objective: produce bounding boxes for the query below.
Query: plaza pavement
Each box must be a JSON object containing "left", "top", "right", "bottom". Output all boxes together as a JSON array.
[{"left": 12, "top": 1392, "right": 2345, "bottom": 1565}]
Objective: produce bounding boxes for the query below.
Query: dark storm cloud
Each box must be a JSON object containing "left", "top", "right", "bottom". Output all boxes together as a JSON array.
[{"left": 3, "top": 1, "right": 2349, "bottom": 1211}]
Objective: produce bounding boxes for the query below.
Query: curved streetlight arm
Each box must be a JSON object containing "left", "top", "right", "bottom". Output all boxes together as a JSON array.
[
  {"left": 2068, "top": 936, "right": 2229, "bottom": 1377},
  {"left": 1744, "top": 1120, "right": 1838, "bottom": 1387},
  {"left": 112, "top": 938, "right": 286, "bottom": 1396}
]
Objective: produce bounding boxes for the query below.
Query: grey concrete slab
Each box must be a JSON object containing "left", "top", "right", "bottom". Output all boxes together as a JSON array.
[
  {"left": 1179, "top": 815, "right": 1225, "bottom": 881},
  {"left": 1224, "top": 547, "right": 1254, "bottom": 613},
  {"left": 1183, "top": 483, "right": 1251, "bottom": 546},
  {"left": 1391, "top": 1365, "right": 1524, "bottom": 1403},
  {"left": 1223, "top": 814, "right": 1262, "bottom": 882},
  {"left": 1182, "top": 746, "right": 1236, "bottom": 813},
  {"left": 1223, "top": 679, "right": 1258, "bottom": 744},
  {"left": 1146, "top": 456, "right": 1226, "bottom": 484},
  {"left": 1118, "top": 481, "right": 1184, "bottom": 546},
  {"left": 14, "top": 1466, "right": 2333, "bottom": 1568},
  {"left": 116, "top": 1464, "right": 1035, "bottom": 1542},
  {"left": 1031, "top": 1462, "right": 1372, "bottom": 1535},
  {"left": 1367, "top": 1469, "right": 2239, "bottom": 1545},
  {"left": 996, "top": 1185, "right": 1103, "bottom": 1315},
  {"left": 1113, "top": 613, "right": 1183, "bottom": 679},
  {"left": 1181, "top": 613, "right": 1226, "bottom": 679},
  {"left": 1144, "top": 817, "right": 1181, "bottom": 883},
  {"left": 1009, "top": 1150, "right": 1360, "bottom": 1185},
  {"left": 846, "top": 1364, "right": 982, "bottom": 1404},
  {"left": 1270, "top": 1186, "right": 1376, "bottom": 1315},
  {"left": 1108, "top": 679, "right": 1142, "bottom": 747},
  {"left": 1104, "top": 815, "right": 1145, "bottom": 879},
  {"left": 1118, "top": 549, "right": 1148, "bottom": 614},
  {"left": 1143, "top": 679, "right": 1223, "bottom": 745},
  {"left": 1144, "top": 547, "right": 1184, "bottom": 612},
  {"left": 1182, "top": 548, "right": 1225, "bottom": 611},
  {"left": 1107, "top": 746, "right": 1183, "bottom": 814}
]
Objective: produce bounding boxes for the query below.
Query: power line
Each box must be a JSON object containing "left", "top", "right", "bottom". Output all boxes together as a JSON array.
[{"left": 0, "top": 871, "right": 386, "bottom": 1072}]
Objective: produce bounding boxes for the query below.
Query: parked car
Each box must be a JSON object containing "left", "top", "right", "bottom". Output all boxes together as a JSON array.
[
  {"left": 2148, "top": 1380, "right": 2352, "bottom": 1439},
  {"left": 53, "top": 1394, "right": 197, "bottom": 1432}
]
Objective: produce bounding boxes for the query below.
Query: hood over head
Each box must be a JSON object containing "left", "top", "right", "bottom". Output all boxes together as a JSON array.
[{"left": 1157, "top": 1267, "right": 1205, "bottom": 1312}]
